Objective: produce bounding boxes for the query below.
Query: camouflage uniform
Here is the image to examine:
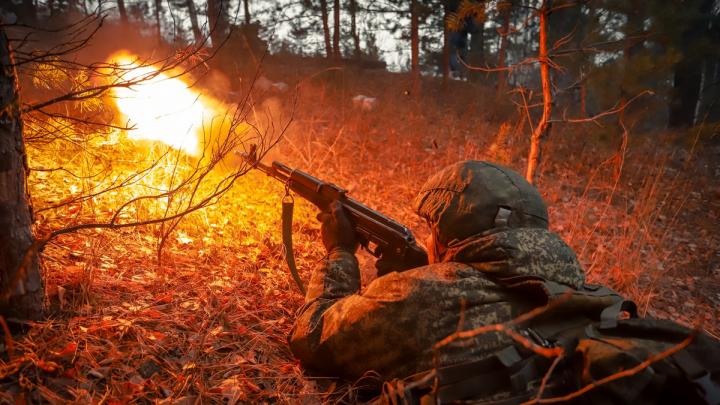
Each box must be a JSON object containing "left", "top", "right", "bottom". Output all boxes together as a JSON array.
[{"left": 289, "top": 161, "right": 585, "bottom": 382}]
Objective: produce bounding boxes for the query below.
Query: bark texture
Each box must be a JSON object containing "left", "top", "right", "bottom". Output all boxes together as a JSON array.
[{"left": 0, "top": 29, "right": 43, "bottom": 320}]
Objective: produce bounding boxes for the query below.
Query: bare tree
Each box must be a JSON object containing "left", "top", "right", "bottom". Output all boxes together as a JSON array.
[{"left": 455, "top": 0, "right": 649, "bottom": 184}]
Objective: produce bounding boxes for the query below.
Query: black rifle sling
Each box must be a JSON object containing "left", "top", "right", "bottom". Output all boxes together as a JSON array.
[{"left": 282, "top": 194, "right": 306, "bottom": 294}]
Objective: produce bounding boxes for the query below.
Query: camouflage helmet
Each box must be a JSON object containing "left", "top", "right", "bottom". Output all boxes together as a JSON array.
[{"left": 414, "top": 161, "right": 549, "bottom": 246}]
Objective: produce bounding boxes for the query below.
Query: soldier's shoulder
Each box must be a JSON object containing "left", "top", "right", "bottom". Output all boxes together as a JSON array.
[
  {"left": 370, "top": 262, "right": 476, "bottom": 289},
  {"left": 362, "top": 262, "right": 496, "bottom": 301}
]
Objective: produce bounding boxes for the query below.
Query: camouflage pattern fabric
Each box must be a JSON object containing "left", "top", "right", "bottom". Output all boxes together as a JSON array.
[
  {"left": 413, "top": 161, "right": 549, "bottom": 246},
  {"left": 288, "top": 227, "right": 585, "bottom": 381}
]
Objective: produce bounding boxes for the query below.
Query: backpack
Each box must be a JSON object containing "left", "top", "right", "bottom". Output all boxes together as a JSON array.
[{"left": 376, "top": 276, "right": 720, "bottom": 405}]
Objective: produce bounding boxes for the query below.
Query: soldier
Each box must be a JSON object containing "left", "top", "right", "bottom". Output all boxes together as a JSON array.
[{"left": 289, "top": 160, "right": 720, "bottom": 404}]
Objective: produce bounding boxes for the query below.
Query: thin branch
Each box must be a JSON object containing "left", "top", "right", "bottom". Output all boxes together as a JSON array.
[
  {"left": 527, "top": 330, "right": 699, "bottom": 404},
  {"left": 549, "top": 90, "right": 653, "bottom": 124}
]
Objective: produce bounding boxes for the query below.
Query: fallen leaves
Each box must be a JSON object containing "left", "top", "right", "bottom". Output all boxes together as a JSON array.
[{"left": 51, "top": 342, "right": 77, "bottom": 358}]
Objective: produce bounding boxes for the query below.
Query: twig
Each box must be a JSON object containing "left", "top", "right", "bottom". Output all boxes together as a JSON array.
[
  {"left": 0, "top": 315, "right": 15, "bottom": 360},
  {"left": 549, "top": 90, "right": 653, "bottom": 124},
  {"left": 530, "top": 330, "right": 698, "bottom": 404},
  {"left": 434, "top": 291, "right": 571, "bottom": 359}
]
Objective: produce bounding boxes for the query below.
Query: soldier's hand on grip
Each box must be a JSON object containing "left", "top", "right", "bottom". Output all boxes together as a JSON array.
[{"left": 317, "top": 201, "right": 358, "bottom": 253}]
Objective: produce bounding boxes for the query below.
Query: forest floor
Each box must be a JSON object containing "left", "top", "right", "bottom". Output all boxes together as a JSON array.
[{"left": 2, "top": 63, "right": 719, "bottom": 404}]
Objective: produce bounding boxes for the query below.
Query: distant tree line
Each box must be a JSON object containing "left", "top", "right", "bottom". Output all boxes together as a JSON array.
[{"left": 4, "top": 0, "right": 717, "bottom": 128}]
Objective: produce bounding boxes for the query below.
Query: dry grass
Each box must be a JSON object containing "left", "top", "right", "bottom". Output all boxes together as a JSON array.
[{"left": 1, "top": 64, "right": 718, "bottom": 403}]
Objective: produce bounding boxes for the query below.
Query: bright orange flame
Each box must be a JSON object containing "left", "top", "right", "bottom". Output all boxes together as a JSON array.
[{"left": 109, "top": 54, "right": 218, "bottom": 156}]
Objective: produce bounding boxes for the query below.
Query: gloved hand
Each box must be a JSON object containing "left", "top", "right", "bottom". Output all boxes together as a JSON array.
[{"left": 317, "top": 201, "right": 358, "bottom": 253}]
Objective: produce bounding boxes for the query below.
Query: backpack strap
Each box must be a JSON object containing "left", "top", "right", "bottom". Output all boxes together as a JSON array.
[
  {"left": 491, "top": 274, "right": 641, "bottom": 344},
  {"left": 493, "top": 274, "right": 628, "bottom": 317},
  {"left": 599, "top": 299, "right": 638, "bottom": 329}
]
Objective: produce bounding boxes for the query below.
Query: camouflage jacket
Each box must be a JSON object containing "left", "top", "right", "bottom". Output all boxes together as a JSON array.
[{"left": 288, "top": 227, "right": 585, "bottom": 381}]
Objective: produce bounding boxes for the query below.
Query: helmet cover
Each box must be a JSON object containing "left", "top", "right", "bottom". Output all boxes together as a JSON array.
[{"left": 414, "top": 161, "right": 549, "bottom": 246}]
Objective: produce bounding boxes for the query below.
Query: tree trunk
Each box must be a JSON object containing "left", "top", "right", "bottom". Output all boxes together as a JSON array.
[
  {"left": 207, "top": 0, "right": 229, "bottom": 50},
  {"left": 154, "top": 0, "right": 163, "bottom": 43},
  {"left": 442, "top": 3, "right": 450, "bottom": 86},
  {"left": 668, "top": 0, "right": 714, "bottom": 128},
  {"left": 186, "top": 0, "right": 202, "bottom": 43},
  {"left": 410, "top": 0, "right": 420, "bottom": 96},
  {"left": 467, "top": 16, "right": 485, "bottom": 83},
  {"left": 349, "top": 0, "right": 360, "bottom": 58},
  {"left": 319, "top": 0, "right": 332, "bottom": 59},
  {"left": 580, "top": 78, "right": 587, "bottom": 118},
  {"left": 526, "top": 1, "right": 552, "bottom": 184},
  {"left": 496, "top": 1, "right": 511, "bottom": 97},
  {"left": 669, "top": 57, "right": 704, "bottom": 128},
  {"left": 117, "top": 0, "right": 128, "bottom": 24},
  {"left": 620, "top": 0, "right": 645, "bottom": 105},
  {"left": 332, "top": 0, "right": 340, "bottom": 59},
  {"left": 708, "top": 58, "right": 720, "bottom": 122},
  {"left": 0, "top": 28, "right": 43, "bottom": 320},
  {"left": 701, "top": 18, "right": 720, "bottom": 122},
  {"left": 22, "top": 0, "right": 37, "bottom": 24},
  {"left": 244, "top": 0, "right": 250, "bottom": 25}
]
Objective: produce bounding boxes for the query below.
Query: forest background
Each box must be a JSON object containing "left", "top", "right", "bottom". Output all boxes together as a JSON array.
[{"left": 0, "top": 0, "right": 719, "bottom": 402}]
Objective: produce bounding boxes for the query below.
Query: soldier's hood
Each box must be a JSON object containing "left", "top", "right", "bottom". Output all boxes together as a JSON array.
[
  {"left": 442, "top": 228, "right": 586, "bottom": 289},
  {"left": 414, "top": 161, "right": 549, "bottom": 246}
]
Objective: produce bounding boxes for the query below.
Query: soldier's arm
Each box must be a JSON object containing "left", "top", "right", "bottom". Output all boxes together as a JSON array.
[
  {"left": 289, "top": 250, "right": 425, "bottom": 379},
  {"left": 288, "top": 248, "right": 358, "bottom": 372}
]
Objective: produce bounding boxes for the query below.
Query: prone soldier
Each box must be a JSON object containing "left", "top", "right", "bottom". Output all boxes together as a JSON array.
[{"left": 288, "top": 160, "right": 720, "bottom": 404}]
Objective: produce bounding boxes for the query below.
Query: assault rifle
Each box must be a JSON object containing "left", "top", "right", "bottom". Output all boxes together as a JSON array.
[{"left": 242, "top": 148, "right": 428, "bottom": 293}]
